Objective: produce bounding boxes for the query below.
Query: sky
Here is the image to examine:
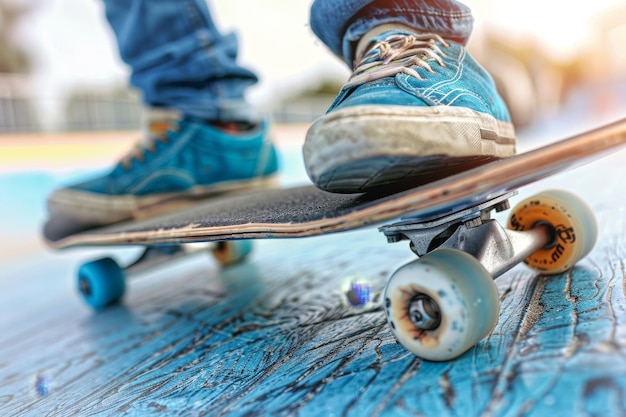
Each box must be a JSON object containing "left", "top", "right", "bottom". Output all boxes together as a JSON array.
[{"left": 10, "top": 0, "right": 625, "bottom": 129}]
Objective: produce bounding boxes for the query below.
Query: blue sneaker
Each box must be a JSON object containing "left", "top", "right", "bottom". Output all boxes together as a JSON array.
[
  {"left": 47, "top": 118, "right": 279, "bottom": 225},
  {"left": 304, "top": 28, "right": 516, "bottom": 193}
]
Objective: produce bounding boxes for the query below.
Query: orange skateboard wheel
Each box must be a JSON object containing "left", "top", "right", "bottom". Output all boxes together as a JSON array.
[
  {"left": 212, "top": 240, "right": 253, "bottom": 267},
  {"left": 507, "top": 190, "right": 597, "bottom": 274}
]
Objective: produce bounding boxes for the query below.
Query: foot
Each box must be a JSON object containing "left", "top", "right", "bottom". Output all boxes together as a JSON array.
[
  {"left": 47, "top": 117, "right": 279, "bottom": 226},
  {"left": 304, "top": 27, "right": 516, "bottom": 193}
]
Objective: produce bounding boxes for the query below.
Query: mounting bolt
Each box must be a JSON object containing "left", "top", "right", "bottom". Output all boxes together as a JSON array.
[
  {"left": 464, "top": 217, "right": 483, "bottom": 229},
  {"left": 386, "top": 233, "right": 404, "bottom": 243},
  {"left": 495, "top": 200, "right": 511, "bottom": 212},
  {"left": 409, "top": 295, "right": 441, "bottom": 330}
]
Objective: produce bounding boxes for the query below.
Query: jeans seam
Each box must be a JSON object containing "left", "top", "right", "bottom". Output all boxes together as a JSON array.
[
  {"left": 184, "top": 0, "right": 204, "bottom": 31},
  {"left": 367, "top": 8, "right": 472, "bottom": 19},
  {"left": 184, "top": 0, "right": 214, "bottom": 50}
]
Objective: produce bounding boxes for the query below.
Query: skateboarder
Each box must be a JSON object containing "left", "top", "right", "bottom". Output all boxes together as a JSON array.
[{"left": 46, "top": 0, "right": 515, "bottom": 226}]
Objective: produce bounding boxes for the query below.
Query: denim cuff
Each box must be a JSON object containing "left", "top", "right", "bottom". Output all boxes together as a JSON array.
[{"left": 311, "top": 0, "right": 474, "bottom": 68}]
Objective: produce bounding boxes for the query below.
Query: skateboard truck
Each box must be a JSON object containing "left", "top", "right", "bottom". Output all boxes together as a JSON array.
[
  {"left": 379, "top": 190, "right": 597, "bottom": 362},
  {"left": 379, "top": 192, "right": 554, "bottom": 277}
]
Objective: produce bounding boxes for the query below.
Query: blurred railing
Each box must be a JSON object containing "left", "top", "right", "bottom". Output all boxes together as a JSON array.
[
  {"left": 0, "top": 74, "right": 333, "bottom": 134},
  {"left": 0, "top": 74, "right": 144, "bottom": 134},
  {"left": 0, "top": 73, "right": 41, "bottom": 133}
]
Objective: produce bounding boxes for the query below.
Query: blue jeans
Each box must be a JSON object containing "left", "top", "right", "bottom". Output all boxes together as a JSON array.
[{"left": 103, "top": 0, "right": 473, "bottom": 121}]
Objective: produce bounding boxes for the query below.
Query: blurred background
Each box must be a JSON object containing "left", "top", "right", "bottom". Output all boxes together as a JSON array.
[
  {"left": 1, "top": 0, "right": 625, "bottom": 134},
  {"left": 1, "top": 0, "right": 626, "bottom": 262}
]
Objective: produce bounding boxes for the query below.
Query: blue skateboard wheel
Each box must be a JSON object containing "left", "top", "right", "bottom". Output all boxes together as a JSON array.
[{"left": 77, "top": 257, "right": 126, "bottom": 310}]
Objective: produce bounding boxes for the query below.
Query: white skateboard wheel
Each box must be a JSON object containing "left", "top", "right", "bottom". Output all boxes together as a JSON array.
[{"left": 384, "top": 249, "right": 499, "bottom": 361}]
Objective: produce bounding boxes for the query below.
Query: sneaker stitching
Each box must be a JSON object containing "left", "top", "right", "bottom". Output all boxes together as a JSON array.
[
  {"left": 120, "top": 123, "right": 200, "bottom": 192},
  {"left": 392, "top": 42, "right": 487, "bottom": 110},
  {"left": 127, "top": 169, "right": 196, "bottom": 195},
  {"left": 421, "top": 47, "right": 465, "bottom": 98},
  {"left": 419, "top": 48, "right": 492, "bottom": 111}
]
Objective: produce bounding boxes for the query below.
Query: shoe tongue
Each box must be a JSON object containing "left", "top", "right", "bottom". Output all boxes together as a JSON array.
[{"left": 375, "top": 29, "right": 414, "bottom": 40}]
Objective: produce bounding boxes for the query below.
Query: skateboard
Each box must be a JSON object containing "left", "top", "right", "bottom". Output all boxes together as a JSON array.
[{"left": 43, "top": 118, "right": 626, "bottom": 361}]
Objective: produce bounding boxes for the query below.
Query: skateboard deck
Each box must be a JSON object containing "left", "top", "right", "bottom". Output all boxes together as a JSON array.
[{"left": 44, "top": 118, "right": 626, "bottom": 249}]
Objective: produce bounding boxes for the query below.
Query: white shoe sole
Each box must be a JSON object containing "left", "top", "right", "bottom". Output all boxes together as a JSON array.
[
  {"left": 303, "top": 105, "right": 516, "bottom": 193},
  {"left": 47, "top": 175, "right": 280, "bottom": 225}
]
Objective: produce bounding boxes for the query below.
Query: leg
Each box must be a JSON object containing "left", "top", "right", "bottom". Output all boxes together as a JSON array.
[
  {"left": 304, "top": 0, "right": 515, "bottom": 193},
  {"left": 46, "top": 0, "right": 279, "bottom": 226},
  {"left": 103, "top": 0, "right": 258, "bottom": 122}
]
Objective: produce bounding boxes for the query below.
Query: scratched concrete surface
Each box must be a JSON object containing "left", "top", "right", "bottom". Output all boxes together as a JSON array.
[{"left": 1, "top": 121, "right": 626, "bottom": 416}]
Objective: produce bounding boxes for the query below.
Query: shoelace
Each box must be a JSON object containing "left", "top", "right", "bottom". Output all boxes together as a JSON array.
[
  {"left": 346, "top": 33, "right": 450, "bottom": 88},
  {"left": 119, "top": 121, "right": 252, "bottom": 170},
  {"left": 121, "top": 128, "right": 172, "bottom": 170}
]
